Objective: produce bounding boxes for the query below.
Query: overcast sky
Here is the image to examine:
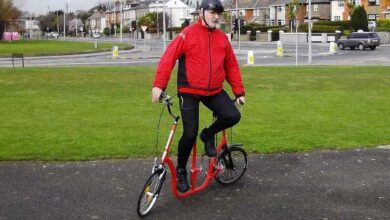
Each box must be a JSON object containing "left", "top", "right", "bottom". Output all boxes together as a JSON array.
[{"left": 18, "top": 0, "right": 102, "bottom": 15}]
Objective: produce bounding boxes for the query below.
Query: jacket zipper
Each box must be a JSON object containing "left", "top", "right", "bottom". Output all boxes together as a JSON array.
[{"left": 207, "top": 31, "right": 212, "bottom": 92}]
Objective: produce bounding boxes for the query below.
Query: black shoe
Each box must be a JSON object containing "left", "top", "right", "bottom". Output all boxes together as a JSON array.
[
  {"left": 200, "top": 128, "right": 217, "bottom": 157},
  {"left": 176, "top": 168, "right": 189, "bottom": 193}
]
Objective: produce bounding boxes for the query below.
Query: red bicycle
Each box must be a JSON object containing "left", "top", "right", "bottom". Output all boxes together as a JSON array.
[{"left": 136, "top": 93, "right": 248, "bottom": 217}]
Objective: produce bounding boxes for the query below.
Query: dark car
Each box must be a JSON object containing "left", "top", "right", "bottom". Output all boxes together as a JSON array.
[{"left": 338, "top": 32, "right": 380, "bottom": 51}]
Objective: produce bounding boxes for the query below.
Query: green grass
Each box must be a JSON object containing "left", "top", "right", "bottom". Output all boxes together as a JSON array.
[
  {"left": 0, "top": 66, "right": 389, "bottom": 161},
  {"left": 0, "top": 40, "right": 131, "bottom": 56}
]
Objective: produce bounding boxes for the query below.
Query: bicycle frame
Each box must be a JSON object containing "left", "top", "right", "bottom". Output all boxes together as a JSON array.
[{"left": 158, "top": 101, "right": 227, "bottom": 198}]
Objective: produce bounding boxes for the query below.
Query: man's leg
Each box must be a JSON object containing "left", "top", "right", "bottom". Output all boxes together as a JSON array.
[
  {"left": 200, "top": 90, "right": 241, "bottom": 156},
  {"left": 176, "top": 93, "right": 199, "bottom": 192}
]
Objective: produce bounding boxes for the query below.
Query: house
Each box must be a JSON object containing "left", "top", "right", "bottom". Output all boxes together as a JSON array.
[
  {"left": 361, "top": 0, "right": 390, "bottom": 20},
  {"left": 87, "top": 11, "right": 106, "bottom": 33},
  {"left": 149, "top": 0, "right": 194, "bottom": 27},
  {"left": 330, "top": 0, "right": 345, "bottom": 21},
  {"left": 224, "top": 0, "right": 271, "bottom": 25},
  {"left": 303, "top": 0, "right": 331, "bottom": 22}
]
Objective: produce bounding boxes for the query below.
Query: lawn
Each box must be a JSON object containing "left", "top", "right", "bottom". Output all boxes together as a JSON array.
[
  {"left": 0, "top": 66, "right": 389, "bottom": 161},
  {"left": 0, "top": 40, "right": 131, "bottom": 56}
]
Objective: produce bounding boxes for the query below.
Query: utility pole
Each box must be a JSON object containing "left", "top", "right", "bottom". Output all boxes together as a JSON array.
[
  {"left": 308, "top": 0, "right": 312, "bottom": 64},
  {"left": 120, "top": 0, "right": 123, "bottom": 43},
  {"left": 236, "top": 0, "right": 240, "bottom": 51},
  {"left": 163, "top": 0, "right": 166, "bottom": 50},
  {"left": 76, "top": 11, "right": 78, "bottom": 37},
  {"left": 64, "top": 3, "right": 68, "bottom": 39},
  {"left": 57, "top": 11, "right": 59, "bottom": 34}
]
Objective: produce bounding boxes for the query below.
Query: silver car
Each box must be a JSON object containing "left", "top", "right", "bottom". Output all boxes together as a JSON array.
[{"left": 338, "top": 32, "right": 380, "bottom": 50}]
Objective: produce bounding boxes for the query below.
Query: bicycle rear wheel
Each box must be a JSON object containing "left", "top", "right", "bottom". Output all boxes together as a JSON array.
[
  {"left": 215, "top": 145, "right": 248, "bottom": 185},
  {"left": 137, "top": 168, "right": 166, "bottom": 217}
]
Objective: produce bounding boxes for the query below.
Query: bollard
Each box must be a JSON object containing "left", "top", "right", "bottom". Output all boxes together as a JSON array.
[
  {"left": 277, "top": 40, "right": 283, "bottom": 57},
  {"left": 329, "top": 42, "right": 337, "bottom": 54},
  {"left": 112, "top": 46, "right": 119, "bottom": 59},
  {"left": 267, "top": 30, "right": 272, "bottom": 42},
  {"left": 247, "top": 50, "right": 254, "bottom": 65},
  {"left": 94, "top": 40, "right": 98, "bottom": 49}
]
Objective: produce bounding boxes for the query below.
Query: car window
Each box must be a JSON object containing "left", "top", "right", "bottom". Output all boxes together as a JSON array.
[{"left": 369, "top": 33, "right": 379, "bottom": 38}]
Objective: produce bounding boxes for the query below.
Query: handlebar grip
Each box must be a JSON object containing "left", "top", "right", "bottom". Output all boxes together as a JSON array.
[{"left": 159, "top": 92, "right": 173, "bottom": 105}]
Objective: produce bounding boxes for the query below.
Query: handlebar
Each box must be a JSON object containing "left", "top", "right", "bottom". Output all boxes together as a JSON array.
[
  {"left": 159, "top": 92, "right": 173, "bottom": 106},
  {"left": 159, "top": 92, "right": 179, "bottom": 120}
]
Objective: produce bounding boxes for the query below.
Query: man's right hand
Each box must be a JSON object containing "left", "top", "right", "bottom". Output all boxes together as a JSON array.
[{"left": 151, "top": 87, "right": 163, "bottom": 102}]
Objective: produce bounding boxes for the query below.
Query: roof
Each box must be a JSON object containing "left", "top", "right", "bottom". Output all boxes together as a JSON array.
[{"left": 88, "top": 11, "right": 106, "bottom": 20}]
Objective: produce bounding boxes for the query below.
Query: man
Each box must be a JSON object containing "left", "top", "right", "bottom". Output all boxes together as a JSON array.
[{"left": 151, "top": 0, "right": 245, "bottom": 193}]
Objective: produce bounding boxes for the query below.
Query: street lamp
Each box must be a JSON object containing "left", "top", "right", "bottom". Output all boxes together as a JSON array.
[
  {"left": 236, "top": 0, "right": 240, "bottom": 51},
  {"left": 308, "top": 0, "right": 312, "bottom": 64},
  {"left": 120, "top": 0, "right": 123, "bottom": 43},
  {"left": 163, "top": 0, "right": 166, "bottom": 50}
]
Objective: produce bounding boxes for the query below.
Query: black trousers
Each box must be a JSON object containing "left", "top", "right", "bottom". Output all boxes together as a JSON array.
[{"left": 177, "top": 90, "right": 241, "bottom": 169}]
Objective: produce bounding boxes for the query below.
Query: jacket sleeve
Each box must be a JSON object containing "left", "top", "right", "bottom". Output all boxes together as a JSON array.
[
  {"left": 153, "top": 33, "right": 186, "bottom": 90},
  {"left": 224, "top": 41, "right": 245, "bottom": 97}
]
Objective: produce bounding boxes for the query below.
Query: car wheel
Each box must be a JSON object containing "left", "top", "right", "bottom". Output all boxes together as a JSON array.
[
  {"left": 370, "top": 46, "right": 376, "bottom": 50},
  {"left": 338, "top": 43, "right": 345, "bottom": 50},
  {"left": 358, "top": 44, "right": 364, "bottom": 51}
]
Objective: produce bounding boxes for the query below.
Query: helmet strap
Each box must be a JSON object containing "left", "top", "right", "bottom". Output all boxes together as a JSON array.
[{"left": 202, "top": 9, "right": 215, "bottom": 30}]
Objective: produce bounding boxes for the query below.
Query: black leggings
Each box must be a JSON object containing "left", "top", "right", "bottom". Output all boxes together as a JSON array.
[{"left": 177, "top": 90, "right": 241, "bottom": 169}]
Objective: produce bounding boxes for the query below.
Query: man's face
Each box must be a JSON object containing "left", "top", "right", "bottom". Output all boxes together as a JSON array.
[{"left": 202, "top": 9, "right": 221, "bottom": 29}]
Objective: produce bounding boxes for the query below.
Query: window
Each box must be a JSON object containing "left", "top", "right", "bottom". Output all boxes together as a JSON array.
[
  {"left": 277, "top": 6, "right": 282, "bottom": 12},
  {"left": 334, "top": 16, "right": 340, "bottom": 21},
  {"left": 368, "top": 14, "right": 379, "bottom": 20},
  {"left": 338, "top": 0, "right": 344, "bottom": 7},
  {"left": 314, "top": 4, "right": 318, "bottom": 12}
]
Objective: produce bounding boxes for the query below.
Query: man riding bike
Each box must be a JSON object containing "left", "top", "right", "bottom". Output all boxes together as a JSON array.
[{"left": 151, "top": 0, "right": 245, "bottom": 193}]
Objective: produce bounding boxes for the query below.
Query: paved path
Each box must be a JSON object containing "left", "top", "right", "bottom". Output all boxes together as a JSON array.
[{"left": 1, "top": 147, "right": 389, "bottom": 219}]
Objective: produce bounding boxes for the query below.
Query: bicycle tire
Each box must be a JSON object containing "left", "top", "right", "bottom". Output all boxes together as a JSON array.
[
  {"left": 137, "top": 169, "right": 166, "bottom": 217},
  {"left": 215, "top": 146, "right": 248, "bottom": 185}
]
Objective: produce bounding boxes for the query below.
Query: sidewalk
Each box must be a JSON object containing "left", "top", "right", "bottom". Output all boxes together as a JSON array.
[{"left": 1, "top": 147, "right": 389, "bottom": 219}]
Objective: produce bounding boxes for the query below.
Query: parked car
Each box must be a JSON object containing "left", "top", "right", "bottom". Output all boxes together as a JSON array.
[
  {"left": 338, "top": 32, "right": 380, "bottom": 51},
  {"left": 91, "top": 32, "right": 101, "bottom": 38},
  {"left": 368, "top": 21, "right": 376, "bottom": 31},
  {"left": 45, "top": 32, "right": 59, "bottom": 39}
]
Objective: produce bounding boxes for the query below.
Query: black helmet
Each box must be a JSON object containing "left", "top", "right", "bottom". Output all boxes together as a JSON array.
[{"left": 200, "top": 0, "right": 224, "bottom": 14}]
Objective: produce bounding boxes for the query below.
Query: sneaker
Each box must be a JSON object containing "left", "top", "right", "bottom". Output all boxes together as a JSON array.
[
  {"left": 200, "top": 128, "right": 217, "bottom": 157},
  {"left": 176, "top": 168, "right": 189, "bottom": 193}
]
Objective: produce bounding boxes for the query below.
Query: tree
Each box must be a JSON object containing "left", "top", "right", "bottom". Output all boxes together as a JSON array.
[
  {"left": 0, "top": 0, "right": 22, "bottom": 39},
  {"left": 351, "top": 6, "right": 368, "bottom": 31},
  {"left": 138, "top": 12, "right": 157, "bottom": 28},
  {"left": 286, "top": 0, "right": 300, "bottom": 31},
  {"left": 345, "top": 0, "right": 356, "bottom": 17}
]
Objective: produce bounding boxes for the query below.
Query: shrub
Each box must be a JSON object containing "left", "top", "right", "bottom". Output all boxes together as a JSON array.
[{"left": 351, "top": 6, "right": 368, "bottom": 31}]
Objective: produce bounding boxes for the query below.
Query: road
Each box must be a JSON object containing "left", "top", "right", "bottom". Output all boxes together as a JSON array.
[
  {"left": 1, "top": 147, "right": 389, "bottom": 219},
  {"left": 1, "top": 38, "right": 389, "bottom": 67}
]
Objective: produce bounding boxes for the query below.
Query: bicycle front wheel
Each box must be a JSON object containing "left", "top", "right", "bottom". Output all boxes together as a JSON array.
[
  {"left": 137, "top": 169, "right": 166, "bottom": 217},
  {"left": 215, "top": 146, "right": 248, "bottom": 185}
]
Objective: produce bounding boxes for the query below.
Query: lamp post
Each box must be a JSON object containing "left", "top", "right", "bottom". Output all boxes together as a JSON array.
[
  {"left": 163, "top": 0, "right": 166, "bottom": 50},
  {"left": 120, "top": 0, "right": 123, "bottom": 43},
  {"left": 64, "top": 3, "right": 68, "bottom": 39},
  {"left": 235, "top": 0, "right": 240, "bottom": 51},
  {"left": 308, "top": 0, "right": 312, "bottom": 64}
]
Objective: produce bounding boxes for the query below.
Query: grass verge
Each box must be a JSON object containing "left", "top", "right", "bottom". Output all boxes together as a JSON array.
[
  {"left": 0, "top": 40, "right": 132, "bottom": 57},
  {"left": 0, "top": 66, "right": 389, "bottom": 161}
]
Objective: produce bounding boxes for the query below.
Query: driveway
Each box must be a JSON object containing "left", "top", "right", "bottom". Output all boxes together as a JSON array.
[{"left": 1, "top": 147, "right": 389, "bottom": 219}]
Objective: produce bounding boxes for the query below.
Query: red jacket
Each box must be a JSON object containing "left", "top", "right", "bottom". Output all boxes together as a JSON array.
[{"left": 153, "top": 19, "right": 245, "bottom": 97}]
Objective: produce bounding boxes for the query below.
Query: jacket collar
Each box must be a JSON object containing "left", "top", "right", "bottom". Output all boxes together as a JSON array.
[{"left": 196, "top": 19, "right": 216, "bottom": 32}]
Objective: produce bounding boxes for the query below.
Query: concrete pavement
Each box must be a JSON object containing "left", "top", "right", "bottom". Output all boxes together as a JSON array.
[{"left": 1, "top": 147, "right": 389, "bottom": 220}]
